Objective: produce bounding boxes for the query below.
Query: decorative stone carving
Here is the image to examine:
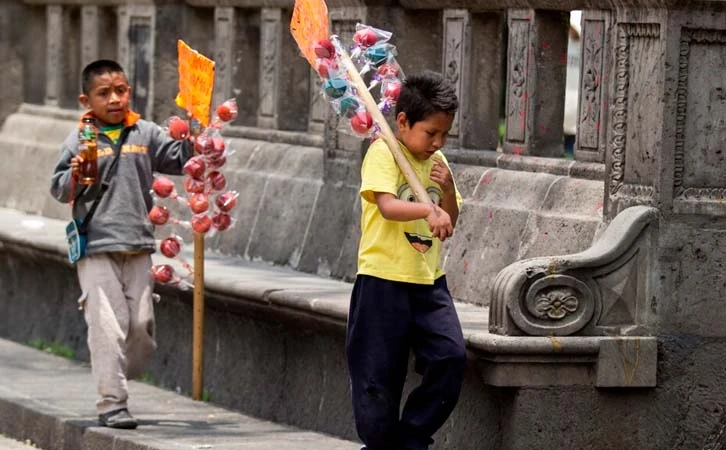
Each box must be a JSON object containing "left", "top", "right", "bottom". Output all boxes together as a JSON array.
[
  {"left": 258, "top": 8, "right": 281, "bottom": 128},
  {"left": 503, "top": 10, "right": 568, "bottom": 157},
  {"left": 490, "top": 205, "right": 657, "bottom": 337},
  {"left": 308, "top": 70, "right": 327, "bottom": 133},
  {"left": 45, "top": 5, "right": 63, "bottom": 107},
  {"left": 117, "top": 5, "right": 155, "bottom": 119},
  {"left": 81, "top": 5, "right": 99, "bottom": 68},
  {"left": 608, "top": 23, "right": 660, "bottom": 204},
  {"left": 213, "top": 7, "right": 235, "bottom": 110},
  {"left": 443, "top": 10, "right": 470, "bottom": 139},
  {"left": 672, "top": 28, "right": 726, "bottom": 211},
  {"left": 505, "top": 15, "right": 529, "bottom": 145},
  {"left": 575, "top": 11, "right": 610, "bottom": 163},
  {"left": 510, "top": 274, "right": 595, "bottom": 335}
]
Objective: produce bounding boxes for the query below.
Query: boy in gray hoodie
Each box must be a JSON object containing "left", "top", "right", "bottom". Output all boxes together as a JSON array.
[{"left": 50, "top": 59, "right": 192, "bottom": 429}]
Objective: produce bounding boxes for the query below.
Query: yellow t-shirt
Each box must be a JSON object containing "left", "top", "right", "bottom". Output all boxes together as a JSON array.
[{"left": 358, "top": 138, "right": 462, "bottom": 285}]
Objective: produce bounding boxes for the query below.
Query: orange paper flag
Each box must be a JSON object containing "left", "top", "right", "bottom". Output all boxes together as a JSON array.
[
  {"left": 290, "top": 0, "right": 330, "bottom": 66},
  {"left": 175, "top": 40, "right": 215, "bottom": 126}
]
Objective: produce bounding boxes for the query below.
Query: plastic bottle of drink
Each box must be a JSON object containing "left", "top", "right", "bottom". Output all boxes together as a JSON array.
[{"left": 78, "top": 118, "right": 98, "bottom": 185}]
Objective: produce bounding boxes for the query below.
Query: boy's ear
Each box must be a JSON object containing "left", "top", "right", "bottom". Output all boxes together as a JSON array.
[
  {"left": 78, "top": 94, "right": 90, "bottom": 110},
  {"left": 396, "top": 112, "right": 409, "bottom": 131}
]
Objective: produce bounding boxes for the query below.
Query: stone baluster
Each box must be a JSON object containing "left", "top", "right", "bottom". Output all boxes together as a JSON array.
[
  {"left": 213, "top": 7, "right": 236, "bottom": 111},
  {"left": 45, "top": 4, "right": 64, "bottom": 108},
  {"left": 258, "top": 8, "right": 309, "bottom": 131},
  {"left": 443, "top": 9, "right": 504, "bottom": 150},
  {"left": 117, "top": 4, "right": 156, "bottom": 119},
  {"left": 80, "top": 5, "right": 100, "bottom": 69},
  {"left": 574, "top": 10, "right": 613, "bottom": 163},
  {"left": 503, "top": 9, "right": 569, "bottom": 157}
]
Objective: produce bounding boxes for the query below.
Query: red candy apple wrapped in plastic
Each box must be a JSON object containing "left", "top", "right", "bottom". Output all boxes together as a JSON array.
[
  {"left": 215, "top": 190, "right": 239, "bottom": 213},
  {"left": 184, "top": 176, "right": 206, "bottom": 194},
  {"left": 212, "top": 210, "right": 233, "bottom": 231},
  {"left": 212, "top": 99, "right": 238, "bottom": 126},
  {"left": 349, "top": 109, "right": 375, "bottom": 138},
  {"left": 148, "top": 205, "right": 171, "bottom": 226},
  {"left": 160, "top": 235, "right": 182, "bottom": 258},
  {"left": 191, "top": 213, "right": 213, "bottom": 234},
  {"left": 188, "top": 193, "right": 210, "bottom": 214},
  {"left": 183, "top": 156, "right": 206, "bottom": 180},
  {"left": 151, "top": 176, "right": 187, "bottom": 205},
  {"left": 167, "top": 116, "right": 191, "bottom": 140},
  {"left": 151, "top": 264, "right": 192, "bottom": 290},
  {"left": 159, "top": 235, "right": 195, "bottom": 277},
  {"left": 314, "top": 38, "right": 344, "bottom": 80},
  {"left": 351, "top": 24, "right": 392, "bottom": 59},
  {"left": 206, "top": 171, "right": 227, "bottom": 193}
]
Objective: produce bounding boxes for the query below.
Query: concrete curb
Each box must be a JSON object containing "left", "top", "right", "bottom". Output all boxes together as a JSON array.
[{"left": 0, "top": 339, "right": 361, "bottom": 450}]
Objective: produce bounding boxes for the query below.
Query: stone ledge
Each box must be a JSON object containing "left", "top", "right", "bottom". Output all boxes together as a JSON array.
[
  {"left": 0, "top": 207, "right": 656, "bottom": 387},
  {"left": 472, "top": 334, "right": 657, "bottom": 387}
]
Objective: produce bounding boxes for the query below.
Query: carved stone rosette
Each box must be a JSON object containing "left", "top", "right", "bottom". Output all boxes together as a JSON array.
[{"left": 489, "top": 206, "right": 657, "bottom": 336}]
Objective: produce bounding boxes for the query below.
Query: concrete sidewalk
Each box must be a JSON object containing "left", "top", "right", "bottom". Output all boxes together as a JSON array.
[{"left": 0, "top": 339, "right": 361, "bottom": 450}]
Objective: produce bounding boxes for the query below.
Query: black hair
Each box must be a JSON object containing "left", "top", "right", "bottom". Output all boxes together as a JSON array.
[
  {"left": 81, "top": 59, "right": 126, "bottom": 95},
  {"left": 395, "top": 70, "right": 459, "bottom": 127}
]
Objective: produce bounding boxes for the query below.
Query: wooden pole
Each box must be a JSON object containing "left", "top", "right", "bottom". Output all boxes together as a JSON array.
[
  {"left": 191, "top": 232, "right": 205, "bottom": 400},
  {"left": 334, "top": 40, "right": 433, "bottom": 205}
]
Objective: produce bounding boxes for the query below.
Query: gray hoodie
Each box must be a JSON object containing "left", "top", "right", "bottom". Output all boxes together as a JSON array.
[{"left": 50, "top": 114, "right": 192, "bottom": 255}]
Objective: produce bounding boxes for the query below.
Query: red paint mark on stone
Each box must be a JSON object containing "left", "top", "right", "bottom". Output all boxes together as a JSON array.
[
  {"left": 488, "top": 211, "right": 494, "bottom": 221},
  {"left": 560, "top": 53, "right": 568, "bottom": 65},
  {"left": 463, "top": 260, "right": 469, "bottom": 270},
  {"left": 542, "top": 41, "right": 550, "bottom": 49},
  {"left": 594, "top": 201, "right": 604, "bottom": 212},
  {"left": 481, "top": 172, "right": 494, "bottom": 185},
  {"left": 596, "top": 122, "right": 600, "bottom": 133},
  {"left": 512, "top": 145, "right": 526, "bottom": 155}
]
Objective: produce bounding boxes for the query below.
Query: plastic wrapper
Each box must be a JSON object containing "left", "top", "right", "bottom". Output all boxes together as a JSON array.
[
  {"left": 215, "top": 191, "right": 239, "bottom": 213},
  {"left": 151, "top": 264, "right": 192, "bottom": 290},
  {"left": 313, "top": 23, "right": 406, "bottom": 139},
  {"left": 183, "top": 156, "right": 206, "bottom": 180},
  {"left": 191, "top": 213, "right": 213, "bottom": 234},
  {"left": 148, "top": 205, "right": 170, "bottom": 226},
  {"left": 214, "top": 99, "right": 238, "bottom": 124},
  {"left": 188, "top": 193, "right": 210, "bottom": 214}
]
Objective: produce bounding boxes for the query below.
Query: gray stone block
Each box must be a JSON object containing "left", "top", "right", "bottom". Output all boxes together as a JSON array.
[{"left": 596, "top": 337, "right": 657, "bottom": 387}]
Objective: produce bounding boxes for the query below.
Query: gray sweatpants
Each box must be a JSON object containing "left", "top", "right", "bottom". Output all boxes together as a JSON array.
[{"left": 77, "top": 252, "right": 156, "bottom": 415}]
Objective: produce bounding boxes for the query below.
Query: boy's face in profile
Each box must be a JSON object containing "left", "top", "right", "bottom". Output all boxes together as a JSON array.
[
  {"left": 78, "top": 71, "right": 132, "bottom": 126},
  {"left": 396, "top": 111, "right": 454, "bottom": 160}
]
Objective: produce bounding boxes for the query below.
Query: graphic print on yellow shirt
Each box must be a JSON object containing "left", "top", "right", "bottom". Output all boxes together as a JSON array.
[{"left": 358, "top": 139, "right": 462, "bottom": 285}]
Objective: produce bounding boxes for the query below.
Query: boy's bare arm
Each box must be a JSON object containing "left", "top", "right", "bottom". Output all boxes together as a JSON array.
[
  {"left": 430, "top": 157, "right": 459, "bottom": 228},
  {"left": 374, "top": 192, "right": 453, "bottom": 241}
]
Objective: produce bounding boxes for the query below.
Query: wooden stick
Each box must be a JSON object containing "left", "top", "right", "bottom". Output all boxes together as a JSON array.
[
  {"left": 334, "top": 41, "right": 432, "bottom": 205},
  {"left": 192, "top": 232, "right": 205, "bottom": 400}
]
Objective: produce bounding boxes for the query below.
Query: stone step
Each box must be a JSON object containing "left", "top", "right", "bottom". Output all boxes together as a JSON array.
[{"left": 0, "top": 339, "right": 361, "bottom": 450}]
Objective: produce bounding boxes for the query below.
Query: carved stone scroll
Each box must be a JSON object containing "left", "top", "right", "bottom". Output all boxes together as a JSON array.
[{"left": 490, "top": 205, "right": 657, "bottom": 337}]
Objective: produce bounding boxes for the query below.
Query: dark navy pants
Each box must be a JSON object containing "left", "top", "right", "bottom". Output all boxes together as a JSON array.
[{"left": 346, "top": 275, "right": 467, "bottom": 450}]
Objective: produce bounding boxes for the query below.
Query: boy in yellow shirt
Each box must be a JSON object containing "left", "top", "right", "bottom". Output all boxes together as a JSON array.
[{"left": 347, "top": 71, "right": 466, "bottom": 450}]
